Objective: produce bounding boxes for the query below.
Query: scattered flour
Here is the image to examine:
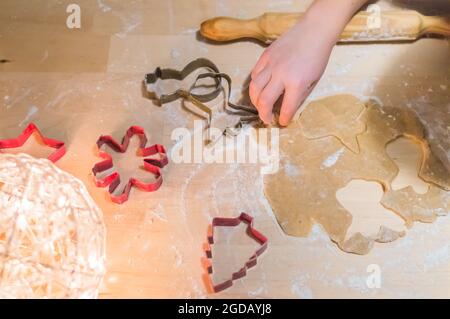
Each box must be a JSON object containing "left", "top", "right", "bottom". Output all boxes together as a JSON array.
[
  {"left": 170, "top": 48, "right": 181, "bottom": 60},
  {"left": 171, "top": 245, "right": 183, "bottom": 267},
  {"left": 247, "top": 286, "right": 265, "bottom": 297},
  {"left": 334, "top": 62, "right": 353, "bottom": 76},
  {"left": 321, "top": 147, "right": 345, "bottom": 169},
  {"left": 306, "top": 224, "right": 330, "bottom": 243},
  {"left": 19, "top": 105, "right": 38, "bottom": 127},
  {"left": 424, "top": 244, "right": 450, "bottom": 271},
  {"left": 291, "top": 276, "right": 313, "bottom": 299},
  {"left": 97, "top": 0, "right": 112, "bottom": 12},
  {"left": 150, "top": 203, "right": 167, "bottom": 222},
  {"left": 268, "top": 0, "right": 293, "bottom": 8},
  {"left": 346, "top": 275, "right": 372, "bottom": 294},
  {"left": 116, "top": 14, "right": 141, "bottom": 38},
  {"left": 181, "top": 28, "right": 198, "bottom": 35},
  {"left": 284, "top": 162, "right": 301, "bottom": 177}
]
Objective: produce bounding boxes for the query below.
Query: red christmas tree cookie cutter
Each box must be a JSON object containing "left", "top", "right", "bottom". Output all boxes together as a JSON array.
[
  {"left": 0, "top": 123, "right": 66, "bottom": 163},
  {"left": 202, "top": 212, "right": 268, "bottom": 293},
  {"left": 92, "top": 126, "right": 168, "bottom": 204}
]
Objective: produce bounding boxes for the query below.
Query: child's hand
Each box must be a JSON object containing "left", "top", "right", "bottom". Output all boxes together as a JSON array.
[
  {"left": 249, "top": 0, "right": 367, "bottom": 126},
  {"left": 249, "top": 15, "right": 335, "bottom": 126}
]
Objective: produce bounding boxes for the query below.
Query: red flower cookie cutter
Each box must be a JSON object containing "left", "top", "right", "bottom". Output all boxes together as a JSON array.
[
  {"left": 202, "top": 212, "right": 268, "bottom": 293},
  {"left": 92, "top": 126, "right": 168, "bottom": 204},
  {"left": 0, "top": 123, "right": 66, "bottom": 163}
]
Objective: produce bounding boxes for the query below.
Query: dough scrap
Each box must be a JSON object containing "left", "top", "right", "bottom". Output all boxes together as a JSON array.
[
  {"left": 341, "top": 226, "right": 406, "bottom": 255},
  {"left": 300, "top": 95, "right": 366, "bottom": 153},
  {"left": 382, "top": 185, "right": 450, "bottom": 226},
  {"left": 264, "top": 94, "right": 450, "bottom": 255},
  {"left": 375, "top": 226, "right": 406, "bottom": 243}
]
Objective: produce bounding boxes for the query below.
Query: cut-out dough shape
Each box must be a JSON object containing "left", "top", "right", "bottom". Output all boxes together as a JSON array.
[
  {"left": 386, "top": 137, "right": 430, "bottom": 194},
  {"left": 300, "top": 95, "right": 366, "bottom": 153},
  {"left": 336, "top": 179, "right": 406, "bottom": 242},
  {"left": 264, "top": 95, "right": 450, "bottom": 255}
]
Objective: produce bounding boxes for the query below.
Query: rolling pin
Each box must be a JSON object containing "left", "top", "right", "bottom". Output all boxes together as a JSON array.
[{"left": 200, "top": 10, "right": 450, "bottom": 44}]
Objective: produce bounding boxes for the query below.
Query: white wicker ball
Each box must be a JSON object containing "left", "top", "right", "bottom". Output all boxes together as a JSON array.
[{"left": 0, "top": 153, "right": 106, "bottom": 298}]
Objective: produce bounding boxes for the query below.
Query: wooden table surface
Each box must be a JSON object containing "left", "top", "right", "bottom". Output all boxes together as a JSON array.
[{"left": 1, "top": 0, "right": 449, "bottom": 298}]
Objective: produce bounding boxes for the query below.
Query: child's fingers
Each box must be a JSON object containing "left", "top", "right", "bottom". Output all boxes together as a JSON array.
[
  {"left": 251, "top": 51, "right": 269, "bottom": 79},
  {"left": 256, "top": 78, "right": 284, "bottom": 124},
  {"left": 279, "top": 86, "right": 305, "bottom": 126},
  {"left": 249, "top": 68, "right": 271, "bottom": 107}
]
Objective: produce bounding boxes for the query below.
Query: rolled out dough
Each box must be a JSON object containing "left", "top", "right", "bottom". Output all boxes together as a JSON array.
[
  {"left": 264, "top": 94, "right": 450, "bottom": 255},
  {"left": 300, "top": 95, "right": 366, "bottom": 153}
]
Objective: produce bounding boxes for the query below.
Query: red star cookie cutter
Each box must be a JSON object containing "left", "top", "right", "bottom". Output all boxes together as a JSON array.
[
  {"left": 202, "top": 212, "right": 268, "bottom": 293},
  {"left": 92, "top": 126, "right": 168, "bottom": 204},
  {"left": 0, "top": 123, "right": 66, "bottom": 163}
]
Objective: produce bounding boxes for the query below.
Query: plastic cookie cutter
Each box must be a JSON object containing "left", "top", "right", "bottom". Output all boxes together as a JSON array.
[
  {"left": 0, "top": 122, "right": 66, "bottom": 163},
  {"left": 144, "top": 58, "right": 261, "bottom": 139},
  {"left": 202, "top": 212, "right": 268, "bottom": 293},
  {"left": 91, "top": 126, "right": 168, "bottom": 204}
]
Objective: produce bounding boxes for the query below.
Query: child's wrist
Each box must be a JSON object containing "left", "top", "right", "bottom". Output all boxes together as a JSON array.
[
  {"left": 303, "top": 0, "right": 365, "bottom": 44},
  {"left": 300, "top": 8, "right": 343, "bottom": 45}
]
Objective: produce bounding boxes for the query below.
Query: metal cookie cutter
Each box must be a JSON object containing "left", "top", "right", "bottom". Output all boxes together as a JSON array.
[
  {"left": 0, "top": 122, "right": 66, "bottom": 163},
  {"left": 92, "top": 126, "right": 168, "bottom": 204},
  {"left": 144, "top": 58, "right": 261, "bottom": 138},
  {"left": 202, "top": 212, "right": 268, "bottom": 293},
  {"left": 145, "top": 58, "right": 222, "bottom": 105},
  {"left": 190, "top": 71, "right": 260, "bottom": 135}
]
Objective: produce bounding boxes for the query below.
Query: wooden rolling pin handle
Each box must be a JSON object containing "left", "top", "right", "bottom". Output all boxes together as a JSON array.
[
  {"left": 200, "top": 13, "right": 300, "bottom": 43},
  {"left": 200, "top": 17, "right": 266, "bottom": 43},
  {"left": 421, "top": 16, "right": 450, "bottom": 37},
  {"left": 200, "top": 11, "right": 450, "bottom": 43}
]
